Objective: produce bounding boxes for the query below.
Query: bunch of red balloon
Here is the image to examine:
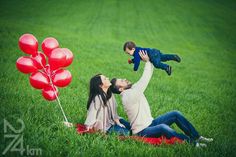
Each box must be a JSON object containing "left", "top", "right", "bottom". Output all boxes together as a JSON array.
[{"left": 16, "top": 34, "right": 73, "bottom": 101}]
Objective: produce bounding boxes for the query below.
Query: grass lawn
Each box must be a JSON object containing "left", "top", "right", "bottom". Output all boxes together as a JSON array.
[{"left": 0, "top": 0, "right": 236, "bottom": 156}]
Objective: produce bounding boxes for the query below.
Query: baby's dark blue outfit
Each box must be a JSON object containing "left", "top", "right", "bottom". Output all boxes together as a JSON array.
[{"left": 132, "top": 46, "right": 178, "bottom": 71}]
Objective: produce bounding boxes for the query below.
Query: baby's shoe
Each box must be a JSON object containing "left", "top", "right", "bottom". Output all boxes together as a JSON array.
[
  {"left": 165, "top": 65, "right": 172, "bottom": 76},
  {"left": 174, "top": 55, "right": 181, "bottom": 63}
]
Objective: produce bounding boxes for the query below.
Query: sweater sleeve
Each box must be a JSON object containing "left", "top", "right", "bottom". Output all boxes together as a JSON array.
[
  {"left": 133, "top": 61, "right": 154, "bottom": 93},
  {"left": 112, "top": 95, "right": 120, "bottom": 120},
  {"left": 84, "top": 96, "right": 100, "bottom": 128}
]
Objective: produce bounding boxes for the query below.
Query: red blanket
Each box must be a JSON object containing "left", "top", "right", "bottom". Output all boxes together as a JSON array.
[{"left": 77, "top": 124, "right": 184, "bottom": 145}]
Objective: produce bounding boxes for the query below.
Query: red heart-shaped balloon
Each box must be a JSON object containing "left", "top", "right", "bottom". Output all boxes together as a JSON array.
[
  {"left": 18, "top": 34, "right": 38, "bottom": 55},
  {"left": 52, "top": 69, "right": 72, "bottom": 87},
  {"left": 48, "top": 48, "right": 66, "bottom": 71},
  {"left": 42, "top": 37, "right": 59, "bottom": 57},
  {"left": 31, "top": 52, "right": 46, "bottom": 69},
  {"left": 30, "top": 71, "right": 50, "bottom": 89},
  {"left": 16, "top": 56, "right": 38, "bottom": 74},
  {"left": 42, "top": 85, "right": 58, "bottom": 101},
  {"left": 62, "top": 48, "right": 73, "bottom": 67}
]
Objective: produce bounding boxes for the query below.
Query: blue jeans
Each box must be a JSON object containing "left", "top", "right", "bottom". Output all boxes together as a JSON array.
[
  {"left": 149, "top": 49, "right": 177, "bottom": 70},
  {"left": 107, "top": 118, "right": 131, "bottom": 136},
  {"left": 137, "top": 111, "right": 200, "bottom": 143}
]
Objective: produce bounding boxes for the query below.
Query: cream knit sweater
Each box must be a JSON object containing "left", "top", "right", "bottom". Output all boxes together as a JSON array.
[{"left": 121, "top": 61, "right": 154, "bottom": 134}]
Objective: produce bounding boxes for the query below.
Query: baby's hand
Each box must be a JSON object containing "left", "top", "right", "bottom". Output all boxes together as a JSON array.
[{"left": 128, "top": 59, "right": 133, "bottom": 64}]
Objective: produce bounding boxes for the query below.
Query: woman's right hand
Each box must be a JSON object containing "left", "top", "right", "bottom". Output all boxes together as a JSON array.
[
  {"left": 118, "top": 123, "right": 126, "bottom": 128},
  {"left": 114, "top": 118, "right": 126, "bottom": 128}
]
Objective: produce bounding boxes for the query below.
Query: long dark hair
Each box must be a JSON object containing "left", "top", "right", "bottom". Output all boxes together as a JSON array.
[{"left": 87, "top": 74, "right": 112, "bottom": 110}]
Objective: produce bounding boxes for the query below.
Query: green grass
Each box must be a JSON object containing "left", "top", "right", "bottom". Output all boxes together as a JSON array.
[{"left": 0, "top": 0, "right": 236, "bottom": 156}]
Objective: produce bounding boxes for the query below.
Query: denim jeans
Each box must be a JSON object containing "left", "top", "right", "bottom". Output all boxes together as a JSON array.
[
  {"left": 149, "top": 49, "right": 177, "bottom": 70},
  {"left": 107, "top": 118, "right": 131, "bottom": 136},
  {"left": 137, "top": 111, "right": 200, "bottom": 143}
]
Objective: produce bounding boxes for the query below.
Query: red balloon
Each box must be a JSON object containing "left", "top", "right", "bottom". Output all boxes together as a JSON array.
[
  {"left": 16, "top": 56, "right": 38, "bottom": 74},
  {"left": 29, "top": 71, "right": 50, "bottom": 89},
  {"left": 62, "top": 48, "right": 73, "bottom": 67},
  {"left": 19, "top": 34, "right": 38, "bottom": 55},
  {"left": 52, "top": 69, "right": 72, "bottom": 87},
  {"left": 42, "top": 37, "right": 59, "bottom": 57},
  {"left": 49, "top": 48, "right": 66, "bottom": 71},
  {"left": 42, "top": 86, "right": 58, "bottom": 101},
  {"left": 31, "top": 52, "right": 46, "bottom": 69}
]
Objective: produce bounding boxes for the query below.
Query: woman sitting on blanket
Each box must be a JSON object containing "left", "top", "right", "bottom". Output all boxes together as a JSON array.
[{"left": 84, "top": 74, "right": 131, "bottom": 135}]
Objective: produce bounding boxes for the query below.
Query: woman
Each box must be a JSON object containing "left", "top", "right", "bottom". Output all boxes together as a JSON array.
[{"left": 84, "top": 74, "right": 131, "bottom": 135}]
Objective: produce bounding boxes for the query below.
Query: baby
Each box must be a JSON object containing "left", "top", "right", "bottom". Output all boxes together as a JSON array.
[{"left": 124, "top": 41, "right": 181, "bottom": 75}]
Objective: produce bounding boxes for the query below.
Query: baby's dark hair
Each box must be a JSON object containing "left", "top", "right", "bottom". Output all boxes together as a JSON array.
[{"left": 123, "top": 41, "right": 136, "bottom": 51}]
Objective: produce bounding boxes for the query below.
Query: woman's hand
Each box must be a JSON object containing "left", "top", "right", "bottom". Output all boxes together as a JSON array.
[
  {"left": 139, "top": 50, "right": 149, "bottom": 62},
  {"left": 117, "top": 123, "right": 126, "bottom": 128},
  {"left": 114, "top": 118, "right": 126, "bottom": 128}
]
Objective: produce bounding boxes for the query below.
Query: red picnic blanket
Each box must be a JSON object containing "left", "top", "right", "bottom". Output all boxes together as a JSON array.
[{"left": 76, "top": 124, "right": 184, "bottom": 145}]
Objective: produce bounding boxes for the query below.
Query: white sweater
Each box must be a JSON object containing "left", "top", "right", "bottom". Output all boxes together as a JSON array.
[
  {"left": 84, "top": 94, "right": 119, "bottom": 132},
  {"left": 121, "top": 61, "right": 154, "bottom": 134}
]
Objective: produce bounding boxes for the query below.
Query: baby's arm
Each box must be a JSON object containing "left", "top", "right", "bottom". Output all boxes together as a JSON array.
[{"left": 133, "top": 52, "right": 141, "bottom": 71}]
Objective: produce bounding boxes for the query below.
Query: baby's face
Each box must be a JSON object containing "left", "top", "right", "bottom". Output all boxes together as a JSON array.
[{"left": 125, "top": 48, "right": 135, "bottom": 56}]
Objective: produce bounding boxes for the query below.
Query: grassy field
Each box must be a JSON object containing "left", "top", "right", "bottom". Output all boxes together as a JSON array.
[{"left": 0, "top": 0, "right": 236, "bottom": 156}]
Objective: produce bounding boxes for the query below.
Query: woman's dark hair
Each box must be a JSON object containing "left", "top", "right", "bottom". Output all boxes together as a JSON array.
[
  {"left": 123, "top": 41, "right": 136, "bottom": 51},
  {"left": 87, "top": 74, "right": 112, "bottom": 110}
]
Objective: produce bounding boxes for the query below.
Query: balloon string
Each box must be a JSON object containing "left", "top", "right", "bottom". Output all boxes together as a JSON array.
[
  {"left": 40, "top": 62, "right": 69, "bottom": 123},
  {"left": 49, "top": 76, "right": 69, "bottom": 123}
]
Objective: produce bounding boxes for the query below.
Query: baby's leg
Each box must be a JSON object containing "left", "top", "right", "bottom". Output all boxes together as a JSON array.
[
  {"left": 150, "top": 50, "right": 167, "bottom": 69},
  {"left": 152, "top": 57, "right": 168, "bottom": 70},
  {"left": 160, "top": 52, "right": 181, "bottom": 62},
  {"left": 151, "top": 57, "right": 172, "bottom": 75},
  {"left": 149, "top": 50, "right": 172, "bottom": 75}
]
